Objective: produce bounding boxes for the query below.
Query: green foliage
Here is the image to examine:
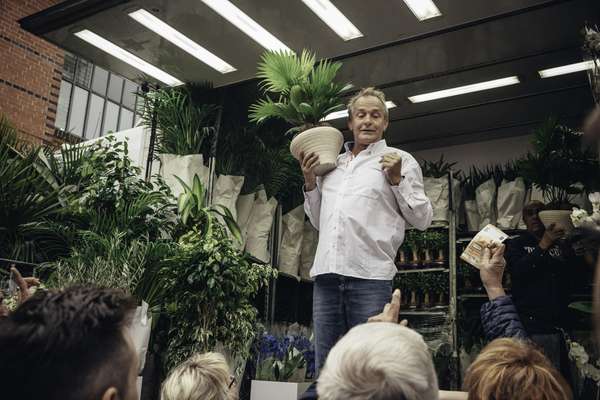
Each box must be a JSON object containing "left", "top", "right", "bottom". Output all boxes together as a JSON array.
[
  {"left": 138, "top": 86, "right": 218, "bottom": 155},
  {"left": 160, "top": 224, "right": 277, "bottom": 371},
  {"left": 0, "top": 116, "right": 69, "bottom": 263},
  {"left": 462, "top": 166, "right": 494, "bottom": 201},
  {"left": 421, "top": 155, "right": 460, "bottom": 179},
  {"left": 424, "top": 231, "right": 448, "bottom": 251},
  {"left": 517, "top": 118, "right": 598, "bottom": 207},
  {"left": 249, "top": 50, "right": 352, "bottom": 134},
  {"left": 176, "top": 174, "right": 242, "bottom": 242}
]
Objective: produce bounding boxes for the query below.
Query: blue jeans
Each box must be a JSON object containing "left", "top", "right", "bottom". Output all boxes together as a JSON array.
[{"left": 300, "top": 274, "right": 392, "bottom": 399}]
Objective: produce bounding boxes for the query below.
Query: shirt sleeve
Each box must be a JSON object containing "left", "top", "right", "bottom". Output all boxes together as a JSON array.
[
  {"left": 390, "top": 155, "right": 433, "bottom": 231},
  {"left": 303, "top": 179, "right": 321, "bottom": 230},
  {"left": 480, "top": 295, "right": 528, "bottom": 341}
]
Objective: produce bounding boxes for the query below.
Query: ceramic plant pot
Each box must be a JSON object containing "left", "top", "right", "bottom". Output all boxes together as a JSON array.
[{"left": 290, "top": 126, "right": 344, "bottom": 176}]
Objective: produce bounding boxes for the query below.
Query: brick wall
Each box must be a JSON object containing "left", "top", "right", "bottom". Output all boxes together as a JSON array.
[{"left": 0, "top": 0, "right": 66, "bottom": 146}]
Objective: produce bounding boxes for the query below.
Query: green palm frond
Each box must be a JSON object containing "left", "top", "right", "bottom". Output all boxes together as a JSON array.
[{"left": 256, "top": 50, "right": 315, "bottom": 93}]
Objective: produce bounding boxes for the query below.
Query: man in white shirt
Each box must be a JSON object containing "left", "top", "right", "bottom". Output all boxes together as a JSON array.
[{"left": 299, "top": 87, "right": 432, "bottom": 398}]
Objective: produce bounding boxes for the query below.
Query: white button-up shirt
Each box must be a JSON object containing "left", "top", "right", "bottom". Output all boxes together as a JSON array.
[{"left": 304, "top": 139, "right": 433, "bottom": 280}]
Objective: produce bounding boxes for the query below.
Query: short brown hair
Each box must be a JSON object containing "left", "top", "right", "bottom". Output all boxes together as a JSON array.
[
  {"left": 347, "top": 87, "right": 388, "bottom": 120},
  {"left": 464, "top": 338, "right": 572, "bottom": 400}
]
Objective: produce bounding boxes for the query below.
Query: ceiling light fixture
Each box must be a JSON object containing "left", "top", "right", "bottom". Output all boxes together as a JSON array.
[
  {"left": 128, "top": 9, "right": 236, "bottom": 74},
  {"left": 322, "top": 101, "right": 397, "bottom": 121},
  {"left": 538, "top": 60, "right": 596, "bottom": 78},
  {"left": 402, "top": 0, "right": 442, "bottom": 21},
  {"left": 408, "top": 77, "right": 520, "bottom": 103},
  {"left": 74, "top": 29, "right": 183, "bottom": 86},
  {"left": 201, "top": 0, "right": 291, "bottom": 52},
  {"left": 301, "top": 0, "right": 363, "bottom": 41}
]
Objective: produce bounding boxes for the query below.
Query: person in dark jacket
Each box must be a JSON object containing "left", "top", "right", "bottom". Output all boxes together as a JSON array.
[{"left": 505, "top": 201, "right": 572, "bottom": 370}]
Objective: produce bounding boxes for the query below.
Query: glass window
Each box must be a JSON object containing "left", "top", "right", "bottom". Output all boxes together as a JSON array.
[
  {"left": 122, "top": 80, "right": 138, "bottom": 110},
  {"left": 55, "top": 80, "right": 72, "bottom": 130},
  {"left": 74, "top": 58, "right": 92, "bottom": 88},
  {"left": 119, "top": 108, "right": 134, "bottom": 131},
  {"left": 67, "top": 86, "right": 89, "bottom": 136},
  {"left": 103, "top": 101, "right": 119, "bottom": 134},
  {"left": 63, "top": 53, "right": 77, "bottom": 81},
  {"left": 107, "top": 74, "right": 124, "bottom": 103},
  {"left": 85, "top": 94, "right": 105, "bottom": 139},
  {"left": 91, "top": 66, "right": 109, "bottom": 95}
]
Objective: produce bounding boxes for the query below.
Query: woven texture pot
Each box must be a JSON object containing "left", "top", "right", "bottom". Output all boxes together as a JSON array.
[
  {"left": 290, "top": 126, "right": 343, "bottom": 176},
  {"left": 539, "top": 210, "right": 574, "bottom": 232}
]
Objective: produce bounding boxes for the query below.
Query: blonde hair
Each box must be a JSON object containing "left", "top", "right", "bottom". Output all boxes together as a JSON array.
[
  {"left": 161, "top": 352, "right": 235, "bottom": 400},
  {"left": 317, "top": 323, "right": 438, "bottom": 400},
  {"left": 464, "top": 338, "right": 572, "bottom": 400},
  {"left": 347, "top": 87, "right": 389, "bottom": 120}
]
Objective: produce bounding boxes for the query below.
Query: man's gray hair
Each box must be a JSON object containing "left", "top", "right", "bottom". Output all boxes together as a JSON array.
[
  {"left": 317, "top": 323, "right": 439, "bottom": 400},
  {"left": 347, "top": 87, "right": 389, "bottom": 120}
]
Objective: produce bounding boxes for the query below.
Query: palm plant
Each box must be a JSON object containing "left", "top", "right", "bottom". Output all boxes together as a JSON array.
[
  {"left": 138, "top": 87, "right": 218, "bottom": 155},
  {"left": 0, "top": 116, "right": 69, "bottom": 263},
  {"left": 421, "top": 155, "right": 461, "bottom": 179},
  {"left": 249, "top": 50, "right": 352, "bottom": 135}
]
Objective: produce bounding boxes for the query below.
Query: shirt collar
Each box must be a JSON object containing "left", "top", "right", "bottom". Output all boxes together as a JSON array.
[{"left": 344, "top": 139, "right": 388, "bottom": 155}]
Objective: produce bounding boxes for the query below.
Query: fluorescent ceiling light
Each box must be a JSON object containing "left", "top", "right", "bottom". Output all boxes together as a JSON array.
[
  {"left": 128, "top": 9, "right": 236, "bottom": 74},
  {"left": 538, "top": 60, "right": 596, "bottom": 78},
  {"left": 74, "top": 29, "right": 183, "bottom": 86},
  {"left": 201, "top": 0, "right": 291, "bottom": 52},
  {"left": 408, "top": 77, "right": 520, "bottom": 103},
  {"left": 301, "top": 0, "right": 363, "bottom": 41},
  {"left": 323, "top": 101, "right": 397, "bottom": 121},
  {"left": 402, "top": 0, "right": 442, "bottom": 21}
]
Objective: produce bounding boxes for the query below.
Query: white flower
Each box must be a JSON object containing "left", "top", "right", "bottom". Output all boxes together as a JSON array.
[{"left": 571, "top": 208, "right": 591, "bottom": 227}]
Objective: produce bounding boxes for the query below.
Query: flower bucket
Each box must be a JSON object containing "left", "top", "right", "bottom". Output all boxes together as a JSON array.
[{"left": 289, "top": 126, "right": 343, "bottom": 176}]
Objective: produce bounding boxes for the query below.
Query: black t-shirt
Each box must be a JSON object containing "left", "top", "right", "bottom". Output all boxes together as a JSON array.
[{"left": 505, "top": 232, "right": 573, "bottom": 334}]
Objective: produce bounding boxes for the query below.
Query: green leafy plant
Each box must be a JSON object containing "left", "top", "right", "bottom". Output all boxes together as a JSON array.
[
  {"left": 517, "top": 118, "right": 597, "bottom": 208},
  {"left": 0, "top": 115, "right": 69, "bottom": 263},
  {"left": 159, "top": 224, "right": 277, "bottom": 371},
  {"left": 249, "top": 50, "right": 352, "bottom": 135},
  {"left": 138, "top": 86, "right": 218, "bottom": 155},
  {"left": 175, "top": 174, "right": 241, "bottom": 242},
  {"left": 421, "top": 155, "right": 461, "bottom": 179}
]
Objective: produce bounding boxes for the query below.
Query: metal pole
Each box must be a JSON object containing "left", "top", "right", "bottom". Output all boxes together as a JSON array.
[
  {"left": 207, "top": 88, "right": 225, "bottom": 205},
  {"left": 448, "top": 170, "right": 459, "bottom": 389},
  {"left": 144, "top": 83, "right": 159, "bottom": 182}
]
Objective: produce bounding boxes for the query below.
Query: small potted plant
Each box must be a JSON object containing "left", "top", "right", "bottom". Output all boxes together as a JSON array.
[
  {"left": 396, "top": 241, "right": 409, "bottom": 269},
  {"left": 249, "top": 50, "right": 352, "bottom": 176},
  {"left": 404, "top": 230, "right": 421, "bottom": 267},
  {"left": 421, "top": 273, "right": 434, "bottom": 308},
  {"left": 420, "top": 155, "right": 461, "bottom": 224},
  {"left": 431, "top": 271, "right": 448, "bottom": 306},
  {"left": 517, "top": 118, "right": 597, "bottom": 232}
]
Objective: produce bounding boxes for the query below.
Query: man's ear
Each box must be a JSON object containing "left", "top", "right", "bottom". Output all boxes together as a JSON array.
[{"left": 101, "top": 387, "right": 119, "bottom": 400}]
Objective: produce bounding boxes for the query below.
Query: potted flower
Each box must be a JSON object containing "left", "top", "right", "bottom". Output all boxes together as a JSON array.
[
  {"left": 517, "top": 118, "right": 597, "bottom": 232},
  {"left": 249, "top": 50, "right": 352, "bottom": 176},
  {"left": 420, "top": 155, "right": 461, "bottom": 224},
  {"left": 252, "top": 333, "right": 315, "bottom": 400}
]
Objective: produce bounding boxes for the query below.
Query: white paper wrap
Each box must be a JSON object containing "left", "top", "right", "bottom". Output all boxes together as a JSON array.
[
  {"left": 424, "top": 177, "right": 450, "bottom": 223},
  {"left": 159, "top": 154, "right": 209, "bottom": 199},
  {"left": 278, "top": 206, "right": 305, "bottom": 278},
  {"left": 236, "top": 192, "right": 257, "bottom": 250},
  {"left": 476, "top": 179, "right": 497, "bottom": 229},
  {"left": 128, "top": 301, "right": 152, "bottom": 374},
  {"left": 496, "top": 178, "right": 527, "bottom": 229},
  {"left": 464, "top": 200, "right": 481, "bottom": 232},
  {"left": 213, "top": 175, "right": 245, "bottom": 221},
  {"left": 245, "top": 189, "right": 278, "bottom": 262}
]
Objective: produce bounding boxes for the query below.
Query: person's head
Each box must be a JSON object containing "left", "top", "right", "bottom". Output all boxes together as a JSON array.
[
  {"left": 161, "top": 352, "right": 236, "bottom": 400},
  {"left": 463, "top": 338, "right": 572, "bottom": 400},
  {"left": 318, "top": 323, "right": 439, "bottom": 400},
  {"left": 0, "top": 286, "right": 138, "bottom": 400},
  {"left": 347, "top": 87, "right": 390, "bottom": 148},
  {"left": 523, "top": 201, "right": 546, "bottom": 236}
]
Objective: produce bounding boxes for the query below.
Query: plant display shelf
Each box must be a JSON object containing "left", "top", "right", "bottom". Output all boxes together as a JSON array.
[{"left": 397, "top": 268, "right": 449, "bottom": 274}]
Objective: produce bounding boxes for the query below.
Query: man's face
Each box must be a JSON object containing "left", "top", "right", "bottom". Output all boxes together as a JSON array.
[
  {"left": 347, "top": 96, "right": 389, "bottom": 147},
  {"left": 523, "top": 205, "right": 544, "bottom": 234}
]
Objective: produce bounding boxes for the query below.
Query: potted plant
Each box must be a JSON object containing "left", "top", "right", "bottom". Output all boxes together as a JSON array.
[
  {"left": 517, "top": 118, "right": 597, "bottom": 231},
  {"left": 138, "top": 86, "right": 218, "bottom": 199},
  {"left": 431, "top": 271, "right": 449, "bottom": 306},
  {"left": 421, "top": 273, "right": 434, "bottom": 308},
  {"left": 420, "top": 155, "right": 461, "bottom": 224},
  {"left": 495, "top": 161, "right": 527, "bottom": 229},
  {"left": 249, "top": 50, "right": 352, "bottom": 176},
  {"left": 396, "top": 241, "right": 409, "bottom": 269},
  {"left": 404, "top": 230, "right": 421, "bottom": 267},
  {"left": 251, "top": 333, "right": 315, "bottom": 400}
]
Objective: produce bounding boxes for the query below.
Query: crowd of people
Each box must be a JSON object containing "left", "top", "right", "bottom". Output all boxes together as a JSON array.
[{"left": 1, "top": 92, "right": 599, "bottom": 400}]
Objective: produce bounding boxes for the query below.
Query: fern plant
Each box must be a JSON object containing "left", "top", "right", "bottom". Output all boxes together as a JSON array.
[{"left": 249, "top": 50, "right": 352, "bottom": 135}]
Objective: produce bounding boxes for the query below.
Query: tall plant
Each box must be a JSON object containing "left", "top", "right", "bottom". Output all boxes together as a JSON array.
[
  {"left": 517, "top": 118, "right": 597, "bottom": 208},
  {"left": 139, "top": 87, "right": 218, "bottom": 155},
  {"left": 249, "top": 50, "right": 352, "bottom": 135}
]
